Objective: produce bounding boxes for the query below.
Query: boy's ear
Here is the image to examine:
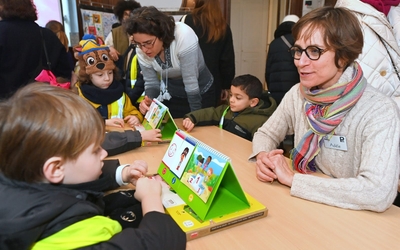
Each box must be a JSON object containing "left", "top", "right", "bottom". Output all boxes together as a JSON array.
[
  {"left": 43, "top": 157, "right": 65, "bottom": 184},
  {"left": 250, "top": 97, "right": 259, "bottom": 108}
]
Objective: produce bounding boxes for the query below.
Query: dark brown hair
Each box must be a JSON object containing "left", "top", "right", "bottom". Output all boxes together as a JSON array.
[
  {"left": 231, "top": 74, "right": 263, "bottom": 99},
  {"left": 0, "top": 83, "right": 105, "bottom": 183},
  {"left": 124, "top": 6, "right": 175, "bottom": 48},
  {"left": 0, "top": 0, "right": 37, "bottom": 21},
  {"left": 113, "top": 0, "right": 141, "bottom": 22},
  {"left": 292, "top": 6, "right": 363, "bottom": 69}
]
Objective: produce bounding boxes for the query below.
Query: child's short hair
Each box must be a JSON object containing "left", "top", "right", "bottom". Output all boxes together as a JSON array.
[
  {"left": 0, "top": 83, "right": 105, "bottom": 183},
  {"left": 231, "top": 74, "right": 263, "bottom": 99}
]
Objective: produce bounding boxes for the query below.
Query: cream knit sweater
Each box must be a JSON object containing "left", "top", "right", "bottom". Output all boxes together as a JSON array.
[{"left": 250, "top": 68, "right": 400, "bottom": 212}]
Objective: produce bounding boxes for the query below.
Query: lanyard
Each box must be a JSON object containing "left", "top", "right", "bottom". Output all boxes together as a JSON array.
[{"left": 219, "top": 106, "right": 230, "bottom": 128}]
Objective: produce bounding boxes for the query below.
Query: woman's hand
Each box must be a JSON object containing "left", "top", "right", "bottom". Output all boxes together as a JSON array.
[
  {"left": 106, "top": 118, "right": 124, "bottom": 128},
  {"left": 182, "top": 118, "right": 195, "bottom": 132},
  {"left": 109, "top": 46, "right": 120, "bottom": 61},
  {"left": 255, "top": 149, "right": 294, "bottom": 187},
  {"left": 122, "top": 160, "right": 148, "bottom": 186},
  {"left": 139, "top": 96, "right": 152, "bottom": 115},
  {"left": 140, "top": 129, "right": 162, "bottom": 142}
]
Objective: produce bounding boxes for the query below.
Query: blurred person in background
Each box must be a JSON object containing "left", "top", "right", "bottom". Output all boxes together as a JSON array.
[
  {"left": 0, "top": 0, "right": 71, "bottom": 99},
  {"left": 181, "top": 0, "right": 235, "bottom": 106}
]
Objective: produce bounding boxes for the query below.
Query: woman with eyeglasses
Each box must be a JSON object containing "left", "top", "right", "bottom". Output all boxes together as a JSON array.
[
  {"left": 124, "top": 6, "right": 215, "bottom": 118},
  {"left": 249, "top": 6, "right": 400, "bottom": 212}
]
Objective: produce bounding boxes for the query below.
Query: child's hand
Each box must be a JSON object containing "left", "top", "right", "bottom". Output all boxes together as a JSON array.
[
  {"left": 140, "top": 129, "right": 162, "bottom": 142},
  {"left": 134, "top": 177, "right": 164, "bottom": 214},
  {"left": 124, "top": 115, "right": 140, "bottom": 127},
  {"left": 122, "top": 160, "right": 148, "bottom": 185},
  {"left": 134, "top": 177, "right": 161, "bottom": 201},
  {"left": 139, "top": 96, "right": 151, "bottom": 115},
  {"left": 106, "top": 118, "right": 124, "bottom": 128},
  {"left": 182, "top": 118, "right": 195, "bottom": 132}
]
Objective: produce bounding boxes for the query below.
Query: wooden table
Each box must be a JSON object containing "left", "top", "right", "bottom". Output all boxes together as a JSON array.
[{"left": 108, "top": 120, "right": 400, "bottom": 250}]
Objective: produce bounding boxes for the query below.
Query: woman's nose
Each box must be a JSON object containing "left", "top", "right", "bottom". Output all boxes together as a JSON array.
[{"left": 297, "top": 52, "right": 311, "bottom": 66}]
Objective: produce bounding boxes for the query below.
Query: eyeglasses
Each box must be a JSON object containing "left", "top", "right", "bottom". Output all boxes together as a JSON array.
[
  {"left": 289, "top": 46, "right": 328, "bottom": 61},
  {"left": 133, "top": 37, "right": 157, "bottom": 50}
]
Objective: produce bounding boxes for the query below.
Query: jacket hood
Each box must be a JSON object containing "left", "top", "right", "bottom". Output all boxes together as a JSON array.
[
  {"left": 336, "top": 0, "right": 389, "bottom": 22},
  {"left": 245, "top": 91, "right": 277, "bottom": 116},
  {"left": 274, "top": 22, "right": 295, "bottom": 39}
]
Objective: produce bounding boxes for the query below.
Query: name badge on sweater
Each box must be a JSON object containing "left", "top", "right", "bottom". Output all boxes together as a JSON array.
[{"left": 323, "top": 135, "right": 347, "bottom": 151}]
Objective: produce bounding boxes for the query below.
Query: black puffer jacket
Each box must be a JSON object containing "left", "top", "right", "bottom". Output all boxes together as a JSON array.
[{"left": 265, "top": 21, "right": 299, "bottom": 105}]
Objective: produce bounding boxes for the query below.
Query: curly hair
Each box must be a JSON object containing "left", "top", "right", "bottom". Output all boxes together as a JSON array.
[
  {"left": 124, "top": 6, "right": 176, "bottom": 48},
  {"left": 0, "top": 0, "right": 37, "bottom": 21},
  {"left": 113, "top": 0, "right": 141, "bottom": 22}
]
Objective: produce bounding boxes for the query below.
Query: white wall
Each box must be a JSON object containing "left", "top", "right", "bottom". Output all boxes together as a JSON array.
[
  {"left": 34, "top": 0, "right": 63, "bottom": 27},
  {"left": 302, "top": 0, "right": 325, "bottom": 16},
  {"left": 136, "top": 0, "right": 182, "bottom": 10},
  {"left": 231, "top": 0, "right": 270, "bottom": 83}
]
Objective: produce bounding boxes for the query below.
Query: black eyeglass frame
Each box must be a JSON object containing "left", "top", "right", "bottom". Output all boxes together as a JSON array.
[
  {"left": 289, "top": 45, "right": 328, "bottom": 61},
  {"left": 133, "top": 37, "right": 157, "bottom": 50}
]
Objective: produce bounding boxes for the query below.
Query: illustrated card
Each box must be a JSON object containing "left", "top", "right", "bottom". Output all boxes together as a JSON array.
[
  {"left": 161, "top": 133, "right": 195, "bottom": 178},
  {"left": 180, "top": 145, "right": 226, "bottom": 203}
]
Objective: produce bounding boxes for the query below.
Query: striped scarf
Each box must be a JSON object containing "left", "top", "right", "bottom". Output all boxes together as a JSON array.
[{"left": 290, "top": 62, "right": 367, "bottom": 173}]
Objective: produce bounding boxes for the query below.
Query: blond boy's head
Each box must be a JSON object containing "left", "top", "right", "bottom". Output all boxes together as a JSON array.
[{"left": 0, "top": 83, "right": 105, "bottom": 183}]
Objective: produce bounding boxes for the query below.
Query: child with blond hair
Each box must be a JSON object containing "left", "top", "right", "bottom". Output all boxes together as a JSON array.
[{"left": 0, "top": 83, "right": 186, "bottom": 249}]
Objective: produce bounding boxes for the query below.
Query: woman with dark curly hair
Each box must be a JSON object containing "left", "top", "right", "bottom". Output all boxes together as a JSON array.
[
  {"left": 0, "top": 0, "right": 71, "bottom": 99},
  {"left": 124, "top": 6, "right": 215, "bottom": 118}
]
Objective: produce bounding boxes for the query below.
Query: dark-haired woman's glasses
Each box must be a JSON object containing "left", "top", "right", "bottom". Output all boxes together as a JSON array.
[
  {"left": 289, "top": 46, "right": 327, "bottom": 60},
  {"left": 133, "top": 37, "right": 157, "bottom": 49}
]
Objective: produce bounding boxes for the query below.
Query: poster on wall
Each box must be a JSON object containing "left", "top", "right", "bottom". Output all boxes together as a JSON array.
[{"left": 80, "top": 7, "right": 117, "bottom": 41}]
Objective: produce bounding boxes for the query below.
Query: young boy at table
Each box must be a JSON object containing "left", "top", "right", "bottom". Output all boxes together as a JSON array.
[
  {"left": 0, "top": 83, "right": 186, "bottom": 249},
  {"left": 182, "top": 74, "right": 277, "bottom": 141},
  {"left": 74, "top": 35, "right": 162, "bottom": 150}
]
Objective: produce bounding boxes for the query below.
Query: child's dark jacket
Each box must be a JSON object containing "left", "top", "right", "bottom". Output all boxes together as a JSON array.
[
  {"left": 0, "top": 160, "right": 186, "bottom": 250},
  {"left": 184, "top": 92, "right": 277, "bottom": 141},
  {"left": 102, "top": 130, "right": 142, "bottom": 156}
]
